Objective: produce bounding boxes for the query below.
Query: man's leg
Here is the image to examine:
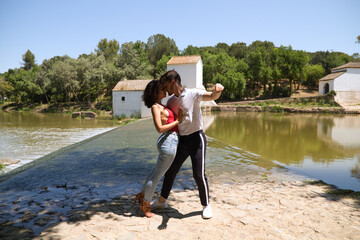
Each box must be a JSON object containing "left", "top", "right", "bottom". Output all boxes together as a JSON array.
[
  {"left": 190, "top": 130, "right": 209, "bottom": 207},
  {"left": 160, "top": 138, "right": 189, "bottom": 199}
]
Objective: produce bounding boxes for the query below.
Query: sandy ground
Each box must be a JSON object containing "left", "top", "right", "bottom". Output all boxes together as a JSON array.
[{"left": 32, "top": 177, "right": 360, "bottom": 240}]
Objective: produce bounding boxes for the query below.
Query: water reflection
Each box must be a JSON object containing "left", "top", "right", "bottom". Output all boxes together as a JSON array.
[{"left": 205, "top": 112, "right": 360, "bottom": 191}]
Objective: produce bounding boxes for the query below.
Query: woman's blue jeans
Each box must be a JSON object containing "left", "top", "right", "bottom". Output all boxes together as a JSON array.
[{"left": 142, "top": 131, "right": 178, "bottom": 202}]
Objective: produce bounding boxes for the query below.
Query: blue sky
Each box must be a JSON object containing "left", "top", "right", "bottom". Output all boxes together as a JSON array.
[{"left": 0, "top": 0, "right": 359, "bottom": 73}]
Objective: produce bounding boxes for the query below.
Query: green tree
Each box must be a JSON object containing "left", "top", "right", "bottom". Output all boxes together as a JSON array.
[
  {"left": 0, "top": 79, "right": 14, "bottom": 100},
  {"left": 49, "top": 57, "right": 78, "bottom": 102},
  {"left": 22, "top": 50, "right": 36, "bottom": 70},
  {"left": 76, "top": 55, "right": 93, "bottom": 104},
  {"left": 213, "top": 71, "right": 246, "bottom": 100},
  {"left": 84, "top": 54, "right": 119, "bottom": 103},
  {"left": 116, "top": 42, "right": 152, "bottom": 80},
  {"left": 202, "top": 52, "right": 238, "bottom": 85},
  {"left": 229, "top": 42, "right": 248, "bottom": 60},
  {"left": 145, "top": 34, "right": 179, "bottom": 67},
  {"left": 259, "top": 66, "right": 272, "bottom": 96},
  {"left": 35, "top": 56, "right": 68, "bottom": 103},
  {"left": 302, "top": 64, "right": 325, "bottom": 90},
  {"left": 5, "top": 67, "right": 41, "bottom": 103},
  {"left": 215, "top": 42, "right": 230, "bottom": 53},
  {"left": 275, "top": 46, "right": 309, "bottom": 94},
  {"left": 291, "top": 50, "right": 310, "bottom": 90},
  {"left": 309, "top": 51, "right": 352, "bottom": 74},
  {"left": 95, "top": 38, "right": 120, "bottom": 61},
  {"left": 356, "top": 35, "right": 360, "bottom": 44},
  {"left": 182, "top": 45, "right": 201, "bottom": 55},
  {"left": 153, "top": 54, "right": 173, "bottom": 79},
  {"left": 248, "top": 40, "right": 275, "bottom": 55},
  {"left": 247, "top": 49, "right": 266, "bottom": 91},
  {"left": 133, "top": 41, "right": 152, "bottom": 70}
]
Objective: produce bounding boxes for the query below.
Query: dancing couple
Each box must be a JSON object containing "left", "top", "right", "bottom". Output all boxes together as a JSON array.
[{"left": 135, "top": 70, "right": 224, "bottom": 219}]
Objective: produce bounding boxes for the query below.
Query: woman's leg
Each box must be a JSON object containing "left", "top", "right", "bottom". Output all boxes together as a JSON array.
[{"left": 143, "top": 132, "right": 178, "bottom": 202}]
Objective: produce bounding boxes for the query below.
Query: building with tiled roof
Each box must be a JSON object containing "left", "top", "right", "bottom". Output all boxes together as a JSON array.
[
  {"left": 167, "top": 55, "right": 201, "bottom": 65},
  {"left": 112, "top": 79, "right": 152, "bottom": 118},
  {"left": 113, "top": 79, "right": 151, "bottom": 91},
  {"left": 167, "top": 55, "right": 204, "bottom": 89},
  {"left": 319, "top": 62, "right": 360, "bottom": 105}
]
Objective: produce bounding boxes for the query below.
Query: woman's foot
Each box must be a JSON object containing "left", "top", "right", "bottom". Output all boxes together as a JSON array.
[
  {"left": 134, "top": 192, "right": 144, "bottom": 206},
  {"left": 140, "top": 200, "right": 154, "bottom": 218}
]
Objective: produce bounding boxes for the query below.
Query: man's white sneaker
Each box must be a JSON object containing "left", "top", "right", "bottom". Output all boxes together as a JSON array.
[
  {"left": 202, "top": 205, "right": 213, "bottom": 219},
  {"left": 150, "top": 199, "right": 168, "bottom": 210}
]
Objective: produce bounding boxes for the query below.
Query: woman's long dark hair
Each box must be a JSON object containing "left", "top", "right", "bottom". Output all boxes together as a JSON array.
[{"left": 142, "top": 80, "right": 160, "bottom": 108}]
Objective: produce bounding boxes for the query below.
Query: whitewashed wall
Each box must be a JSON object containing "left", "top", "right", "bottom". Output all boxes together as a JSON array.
[
  {"left": 318, "top": 80, "right": 334, "bottom": 95},
  {"left": 167, "top": 60, "right": 204, "bottom": 89},
  {"left": 333, "top": 69, "right": 360, "bottom": 91},
  {"left": 196, "top": 59, "right": 204, "bottom": 89},
  {"left": 112, "top": 91, "right": 151, "bottom": 118}
]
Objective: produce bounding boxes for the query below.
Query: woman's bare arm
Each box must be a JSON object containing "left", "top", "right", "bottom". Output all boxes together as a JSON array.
[{"left": 151, "top": 105, "right": 180, "bottom": 133}]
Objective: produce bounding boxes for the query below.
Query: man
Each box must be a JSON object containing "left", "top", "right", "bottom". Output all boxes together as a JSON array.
[{"left": 152, "top": 70, "right": 224, "bottom": 219}]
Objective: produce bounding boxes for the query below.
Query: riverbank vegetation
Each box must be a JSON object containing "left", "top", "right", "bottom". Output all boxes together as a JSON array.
[
  {"left": 215, "top": 91, "right": 342, "bottom": 113},
  {"left": 1, "top": 34, "right": 359, "bottom": 107}
]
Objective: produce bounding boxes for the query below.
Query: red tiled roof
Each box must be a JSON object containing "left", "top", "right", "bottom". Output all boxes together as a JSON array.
[
  {"left": 319, "top": 72, "right": 345, "bottom": 81},
  {"left": 167, "top": 55, "right": 201, "bottom": 65},
  {"left": 112, "top": 79, "right": 152, "bottom": 91}
]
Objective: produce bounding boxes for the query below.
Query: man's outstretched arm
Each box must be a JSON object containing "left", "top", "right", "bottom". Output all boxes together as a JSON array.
[{"left": 202, "top": 83, "right": 224, "bottom": 101}]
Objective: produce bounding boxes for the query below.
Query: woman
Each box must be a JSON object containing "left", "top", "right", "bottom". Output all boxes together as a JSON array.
[{"left": 135, "top": 79, "right": 182, "bottom": 218}]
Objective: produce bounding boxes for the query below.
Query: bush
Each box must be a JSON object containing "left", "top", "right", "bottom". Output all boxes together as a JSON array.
[
  {"left": 326, "top": 90, "right": 336, "bottom": 97},
  {"left": 269, "top": 106, "right": 284, "bottom": 113},
  {"left": 130, "top": 112, "right": 141, "bottom": 119}
]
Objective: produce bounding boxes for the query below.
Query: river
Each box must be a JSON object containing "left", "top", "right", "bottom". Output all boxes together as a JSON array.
[
  {"left": 204, "top": 112, "right": 360, "bottom": 191},
  {"left": 1, "top": 111, "right": 359, "bottom": 191},
  {"left": 0, "top": 111, "right": 117, "bottom": 172}
]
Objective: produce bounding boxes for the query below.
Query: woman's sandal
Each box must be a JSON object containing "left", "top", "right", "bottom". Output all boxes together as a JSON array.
[
  {"left": 134, "top": 192, "right": 144, "bottom": 206},
  {"left": 140, "top": 200, "right": 154, "bottom": 218}
]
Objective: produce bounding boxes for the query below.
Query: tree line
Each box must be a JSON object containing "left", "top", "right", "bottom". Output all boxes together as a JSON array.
[{"left": 0, "top": 34, "right": 358, "bottom": 104}]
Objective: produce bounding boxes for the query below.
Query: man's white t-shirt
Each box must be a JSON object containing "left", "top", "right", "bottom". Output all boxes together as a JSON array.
[{"left": 166, "top": 88, "right": 206, "bottom": 136}]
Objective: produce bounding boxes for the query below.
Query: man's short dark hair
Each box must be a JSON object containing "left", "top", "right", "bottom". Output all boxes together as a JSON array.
[{"left": 160, "top": 70, "right": 181, "bottom": 85}]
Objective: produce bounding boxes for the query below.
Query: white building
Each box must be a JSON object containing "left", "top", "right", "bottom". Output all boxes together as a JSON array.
[
  {"left": 166, "top": 55, "right": 216, "bottom": 106},
  {"left": 112, "top": 55, "right": 217, "bottom": 119},
  {"left": 112, "top": 79, "right": 152, "bottom": 118},
  {"left": 319, "top": 62, "right": 360, "bottom": 104},
  {"left": 167, "top": 55, "right": 204, "bottom": 89}
]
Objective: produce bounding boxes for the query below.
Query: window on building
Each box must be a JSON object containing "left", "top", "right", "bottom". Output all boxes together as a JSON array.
[{"left": 122, "top": 96, "right": 125, "bottom": 101}]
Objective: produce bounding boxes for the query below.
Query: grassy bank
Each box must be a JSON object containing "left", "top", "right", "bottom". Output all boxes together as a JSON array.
[{"left": 213, "top": 95, "right": 350, "bottom": 113}]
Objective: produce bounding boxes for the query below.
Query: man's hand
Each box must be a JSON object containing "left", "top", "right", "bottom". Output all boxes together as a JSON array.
[
  {"left": 202, "top": 83, "right": 225, "bottom": 101},
  {"left": 214, "top": 83, "right": 224, "bottom": 92}
]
